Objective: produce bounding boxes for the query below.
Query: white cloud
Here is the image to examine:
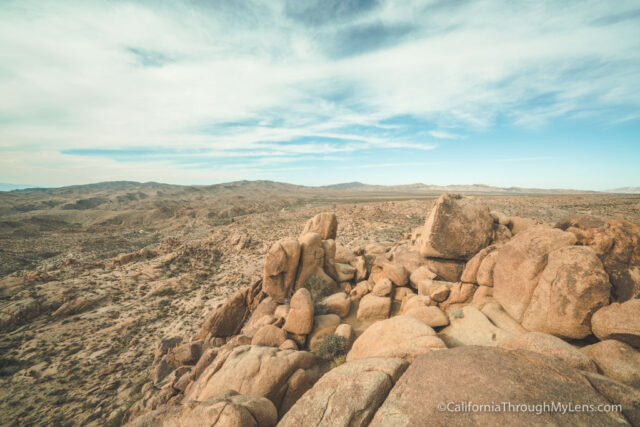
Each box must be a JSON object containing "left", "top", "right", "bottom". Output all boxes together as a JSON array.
[{"left": 0, "top": 0, "right": 639, "bottom": 185}]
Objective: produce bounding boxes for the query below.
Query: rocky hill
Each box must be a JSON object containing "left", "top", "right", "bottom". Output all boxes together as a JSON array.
[{"left": 1, "top": 184, "right": 639, "bottom": 425}]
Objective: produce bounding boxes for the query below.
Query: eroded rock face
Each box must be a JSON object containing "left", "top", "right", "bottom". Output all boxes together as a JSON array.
[
  {"left": 425, "top": 258, "right": 465, "bottom": 282},
  {"left": 347, "top": 315, "right": 446, "bottom": 361},
  {"left": 418, "top": 193, "right": 494, "bottom": 260},
  {"left": 301, "top": 212, "right": 338, "bottom": 240},
  {"left": 128, "top": 390, "right": 278, "bottom": 427},
  {"left": 262, "top": 238, "right": 301, "bottom": 302},
  {"left": 369, "top": 346, "right": 627, "bottom": 426},
  {"left": 279, "top": 358, "right": 408, "bottom": 427},
  {"left": 493, "top": 226, "right": 610, "bottom": 339},
  {"left": 591, "top": 299, "right": 640, "bottom": 347},
  {"left": 499, "top": 332, "right": 598, "bottom": 372},
  {"left": 558, "top": 216, "right": 640, "bottom": 302},
  {"left": 185, "top": 345, "right": 319, "bottom": 417}
]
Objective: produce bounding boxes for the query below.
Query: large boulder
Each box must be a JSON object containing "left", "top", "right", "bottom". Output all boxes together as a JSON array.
[
  {"left": 369, "top": 346, "right": 627, "bottom": 426},
  {"left": 558, "top": 216, "right": 640, "bottom": 301},
  {"left": 283, "top": 288, "right": 314, "bottom": 335},
  {"left": 347, "top": 315, "right": 446, "bottom": 361},
  {"left": 185, "top": 345, "right": 319, "bottom": 417},
  {"left": 498, "top": 332, "right": 598, "bottom": 372},
  {"left": 301, "top": 212, "right": 338, "bottom": 240},
  {"left": 262, "top": 238, "right": 301, "bottom": 302},
  {"left": 279, "top": 358, "right": 408, "bottom": 427},
  {"left": 356, "top": 294, "right": 391, "bottom": 321},
  {"left": 392, "top": 245, "right": 429, "bottom": 274},
  {"left": 581, "top": 339, "right": 640, "bottom": 388},
  {"left": 128, "top": 390, "right": 277, "bottom": 427},
  {"left": 439, "top": 306, "right": 515, "bottom": 347},
  {"left": 418, "top": 193, "right": 494, "bottom": 260},
  {"left": 198, "top": 280, "right": 264, "bottom": 339},
  {"left": 320, "top": 292, "right": 351, "bottom": 318},
  {"left": 425, "top": 258, "right": 465, "bottom": 282},
  {"left": 591, "top": 299, "right": 640, "bottom": 347},
  {"left": 493, "top": 226, "right": 610, "bottom": 339}
]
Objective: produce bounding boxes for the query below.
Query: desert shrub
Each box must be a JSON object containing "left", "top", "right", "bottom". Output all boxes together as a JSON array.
[
  {"left": 303, "top": 274, "right": 334, "bottom": 301},
  {"left": 314, "top": 301, "right": 328, "bottom": 315},
  {"left": 330, "top": 354, "right": 347, "bottom": 369},
  {"left": 448, "top": 307, "right": 464, "bottom": 319},
  {"left": 314, "top": 334, "right": 348, "bottom": 361}
]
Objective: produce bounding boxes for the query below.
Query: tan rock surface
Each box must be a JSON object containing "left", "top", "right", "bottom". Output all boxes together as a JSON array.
[{"left": 348, "top": 315, "right": 446, "bottom": 361}]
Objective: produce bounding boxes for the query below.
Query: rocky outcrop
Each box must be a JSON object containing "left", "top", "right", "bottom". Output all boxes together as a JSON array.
[
  {"left": 279, "top": 358, "right": 408, "bottom": 427},
  {"left": 128, "top": 390, "right": 277, "bottom": 427},
  {"left": 493, "top": 226, "right": 610, "bottom": 339},
  {"left": 301, "top": 212, "right": 338, "bottom": 240},
  {"left": 418, "top": 193, "right": 493, "bottom": 260},
  {"left": 591, "top": 299, "right": 640, "bottom": 347},
  {"left": 369, "top": 346, "right": 627, "bottom": 426},
  {"left": 348, "top": 315, "right": 446, "bottom": 361},
  {"left": 558, "top": 216, "right": 640, "bottom": 301},
  {"left": 262, "top": 238, "right": 300, "bottom": 302},
  {"left": 294, "top": 232, "right": 337, "bottom": 292},
  {"left": 185, "top": 345, "right": 319, "bottom": 417}
]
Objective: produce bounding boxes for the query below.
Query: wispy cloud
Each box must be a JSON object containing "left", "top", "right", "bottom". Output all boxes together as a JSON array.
[{"left": 0, "top": 0, "right": 638, "bottom": 187}]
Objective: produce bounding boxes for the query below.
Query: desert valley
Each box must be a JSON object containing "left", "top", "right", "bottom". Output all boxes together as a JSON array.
[{"left": 1, "top": 181, "right": 639, "bottom": 426}]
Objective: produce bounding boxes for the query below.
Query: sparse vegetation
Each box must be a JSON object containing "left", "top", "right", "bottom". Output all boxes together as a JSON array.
[
  {"left": 448, "top": 308, "right": 464, "bottom": 319},
  {"left": 314, "top": 334, "right": 349, "bottom": 361},
  {"left": 303, "top": 274, "right": 334, "bottom": 301}
]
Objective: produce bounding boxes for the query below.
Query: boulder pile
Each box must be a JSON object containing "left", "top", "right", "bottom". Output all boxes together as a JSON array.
[{"left": 125, "top": 194, "right": 640, "bottom": 426}]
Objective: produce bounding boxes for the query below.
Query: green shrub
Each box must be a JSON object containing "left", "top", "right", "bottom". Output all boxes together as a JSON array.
[
  {"left": 314, "top": 334, "right": 348, "bottom": 361},
  {"left": 303, "top": 274, "right": 334, "bottom": 301},
  {"left": 448, "top": 307, "right": 464, "bottom": 319}
]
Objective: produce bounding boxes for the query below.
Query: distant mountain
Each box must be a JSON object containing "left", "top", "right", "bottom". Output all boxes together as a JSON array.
[
  {"left": 606, "top": 187, "right": 640, "bottom": 194},
  {"left": 0, "top": 182, "right": 37, "bottom": 192},
  {"left": 322, "top": 182, "right": 367, "bottom": 190},
  {"left": 320, "top": 182, "right": 598, "bottom": 194}
]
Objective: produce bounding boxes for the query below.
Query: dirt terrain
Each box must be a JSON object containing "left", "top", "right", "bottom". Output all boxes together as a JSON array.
[{"left": 1, "top": 181, "right": 639, "bottom": 426}]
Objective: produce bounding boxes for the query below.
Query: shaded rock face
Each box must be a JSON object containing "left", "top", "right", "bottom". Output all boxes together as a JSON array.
[
  {"left": 262, "top": 238, "right": 300, "bottom": 302},
  {"left": 582, "top": 371, "right": 640, "bottom": 426},
  {"left": 493, "top": 226, "right": 610, "bottom": 339},
  {"left": 425, "top": 258, "right": 465, "bottom": 282},
  {"left": 558, "top": 216, "right": 640, "bottom": 301},
  {"left": 498, "top": 332, "right": 598, "bottom": 373},
  {"left": 198, "top": 280, "right": 265, "bottom": 339},
  {"left": 591, "top": 299, "right": 640, "bottom": 347},
  {"left": 347, "top": 315, "right": 446, "bottom": 361},
  {"left": 369, "top": 346, "right": 627, "bottom": 426},
  {"left": 418, "top": 193, "right": 494, "bottom": 260},
  {"left": 279, "top": 358, "right": 408, "bottom": 427},
  {"left": 185, "top": 345, "right": 319, "bottom": 417},
  {"left": 301, "top": 212, "right": 338, "bottom": 240},
  {"left": 128, "top": 390, "right": 278, "bottom": 427}
]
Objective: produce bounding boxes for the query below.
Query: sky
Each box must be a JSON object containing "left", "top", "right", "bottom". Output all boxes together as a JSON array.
[{"left": 0, "top": 0, "right": 639, "bottom": 190}]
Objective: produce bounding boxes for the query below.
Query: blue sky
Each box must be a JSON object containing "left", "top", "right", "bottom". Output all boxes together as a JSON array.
[{"left": 0, "top": 0, "right": 639, "bottom": 189}]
